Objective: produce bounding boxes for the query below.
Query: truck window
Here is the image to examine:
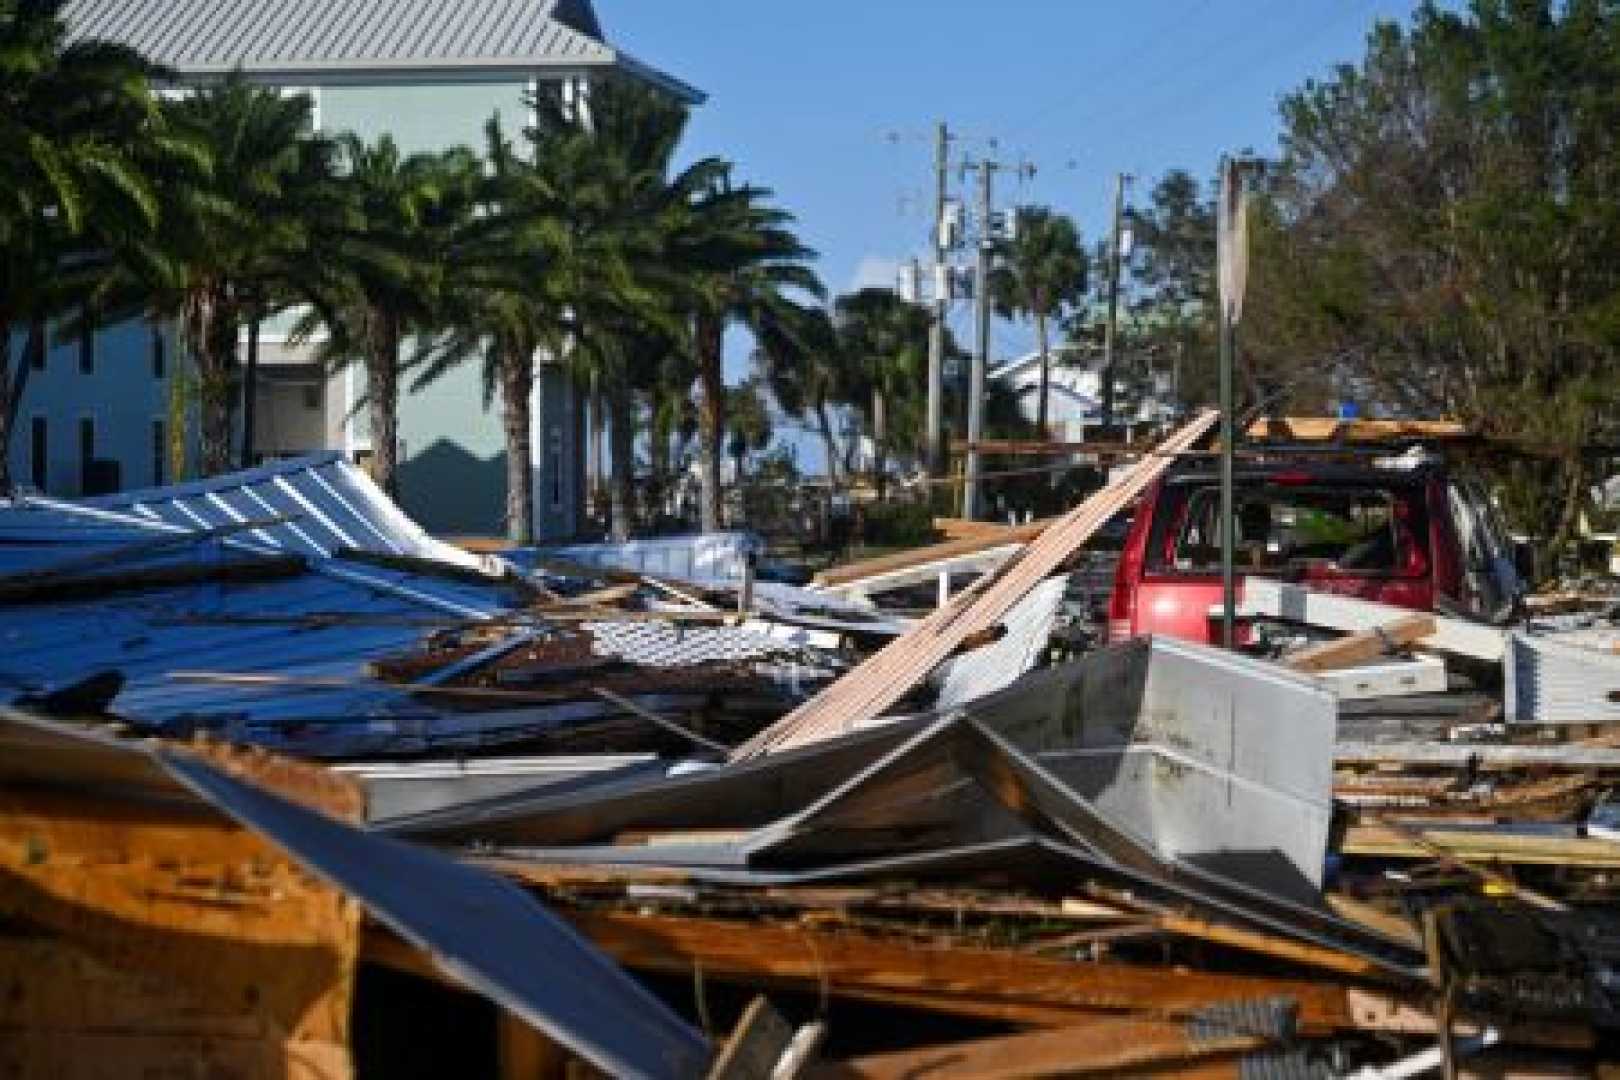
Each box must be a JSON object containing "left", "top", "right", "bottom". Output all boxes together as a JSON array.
[{"left": 1147, "top": 484, "right": 1429, "bottom": 577}]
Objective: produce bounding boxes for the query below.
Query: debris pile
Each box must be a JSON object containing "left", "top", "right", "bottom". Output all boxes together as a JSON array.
[{"left": 6, "top": 422, "right": 1620, "bottom": 1078}]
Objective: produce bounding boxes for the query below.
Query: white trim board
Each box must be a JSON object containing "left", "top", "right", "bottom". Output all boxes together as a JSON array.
[
  {"left": 1237, "top": 578, "right": 1506, "bottom": 663},
  {"left": 1312, "top": 657, "right": 1448, "bottom": 701}
]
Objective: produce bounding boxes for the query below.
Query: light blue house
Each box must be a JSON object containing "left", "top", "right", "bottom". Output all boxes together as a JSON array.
[{"left": 8, "top": 0, "right": 700, "bottom": 539}]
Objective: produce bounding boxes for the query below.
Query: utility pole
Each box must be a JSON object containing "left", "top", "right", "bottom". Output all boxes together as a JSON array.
[
  {"left": 1100, "top": 172, "right": 1130, "bottom": 434},
  {"left": 1216, "top": 156, "right": 1257, "bottom": 650},
  {"left": 963, "top": 158, "right": 995, "bottom": 521},
  {"left": 926, "top": 122, "right": 951, "bottom": 479}
]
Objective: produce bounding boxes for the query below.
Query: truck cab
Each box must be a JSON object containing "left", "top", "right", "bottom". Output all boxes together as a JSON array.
[{"left": 1106, "top": 457, "right": 1523, "bottom": 646}]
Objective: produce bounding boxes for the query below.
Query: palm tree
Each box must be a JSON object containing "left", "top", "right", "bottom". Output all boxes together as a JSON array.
[
  {"left": 725, "top": 377, "right": 773, "bottom": 488},
  {"left": 153, "top": 75, "right": 321, "bottom": 476},
  {"left": 414, "top": 117, "right": 571, "bottom": 545},
  {"left": 990, "top": 206, "right": 1088, "bottom": 437},
  {"left": 679, "top": 183, "right": 824, "bottom": 533},
  {"left": 753, "top": 304, "right": 849, "bottom": 490},
  {"left": 834, "top": 288, "right": 930, "bottom": 501},
  {"left": 0, "top": 0, "right": 172, "bottom": 490},
  {"left": 298, "top": 135, "right": 473, "bottom": 496}
]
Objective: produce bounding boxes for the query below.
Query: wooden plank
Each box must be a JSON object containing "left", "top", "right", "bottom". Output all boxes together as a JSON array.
[
  {"left": 0, "top": 786, "right": 358, "bottom": 1070},
  {"left": 743, "top": 411, "right": 1220, "bottom": 758},
  {"left": 1284, "top": 615, "right": 1437, "bottom": 674},
  {"left": 813, "top": 527, "right": 1046, "bottom": 590},
  {"left": 559, "top": 909, "right": 1363, "bottom": 1035},
  {"left": 1240, "top": 579, "right": 1506, "bottom": 662},
  {"left": 1342, "top": 825, "right": 1620, "bottom": 869},
  {"left": 1246, "top": 418, "right": 1472, "bottom": 443},
  {"left": 810, "top": 1016, "right": 1265, "bottom": 1079}
]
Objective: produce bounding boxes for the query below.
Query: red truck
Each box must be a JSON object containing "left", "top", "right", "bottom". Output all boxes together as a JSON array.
[{"left": 1106, "top": 458, "right": 1525, "bottom": 646}]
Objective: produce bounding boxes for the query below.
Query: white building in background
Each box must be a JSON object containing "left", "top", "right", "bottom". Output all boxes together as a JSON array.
[{"left": 990, "top": 344, "right": 1178, "bottom": 440}]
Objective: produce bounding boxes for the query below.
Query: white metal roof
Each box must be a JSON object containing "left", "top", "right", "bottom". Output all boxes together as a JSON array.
[{"left": 62, "top": 0, "right": 703, "bottom": 101}]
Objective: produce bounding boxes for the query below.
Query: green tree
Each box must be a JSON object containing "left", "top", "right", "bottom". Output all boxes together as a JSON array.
[
  {"left": 1260, "top": 0, "right": 1620, "bottom": 557},
  {"left": 753, "top": 304, "right": 849, "bottom": 489},
  {"left": 725, "top": 376, "right": 773, "bottom": 487},
  {"left": 680, "top": 182, "right": 824, "bottom": 533},
  {"left": 0, "top": 0, "right": 173, "bottom": 490},
  {"left": 833, "top": 288, "right": 930, "bottom": 501},
  {"left": 990, "top": 207, "right": 1088, "bottom": 436},
  {"left": 301, "top": 135, "right": 474, "bottom": 496},
  {"left": 414, "top": 117, "right": 565, "bottom": 546},
  {"left": 154, "top": 75, "right": 323, "bottom": 476}
]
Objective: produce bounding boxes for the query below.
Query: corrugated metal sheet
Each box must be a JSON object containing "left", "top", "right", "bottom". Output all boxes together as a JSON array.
[
  {"left": 0, "top": 462, "right": 529, "bottom": 755},
  {"left": 933, "top": 575, "right": 1067, "bottom": 709},
  {"left": 541, "top": 532, "right": 764, "bottom": 584},
  {"left": 54, "top": 451, "right": 483, "bottom": 567},
  {"left": 60, "top": 0, "right": 705, "bottom": 102},
  {"left": 64, "top": 0, "right": 612, "bottom": 69},
  {"left": 1505, "top": 629, "right": 1620, "bottom": 726},
  {"left": 585, "top": 620, "right": 803, "bottom": 666}
]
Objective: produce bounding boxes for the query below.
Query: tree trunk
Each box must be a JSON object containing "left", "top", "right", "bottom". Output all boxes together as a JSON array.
[
  {"left": 188, "top": 283, "right": 238, "bottom": 477},
  {"left": 696, "top": 315, "right": 726, "bottom": 534},
  {"left": 368, "top": 314, "right": 402, "bottom": 497},
  {"left": 1035, "top": 312, "right": 1052, "bottom": 439},
  {"left": 500, "top": 341, "right": 536, "bottom": 546},
  {"left": 240, "top": 313, "right": 260, "bottom": 469},
  {"left": 872, "top": 387, "right": 888, "bottom": 503},
  {"left": 607, "top": 381, "right": 636, "bottom": 544},
  {"left": 814, "top": 399, "right": 841, "bottom": 489},
  {"left": 648, "top": 391, "right": 671, "bottom": 523},
  {"left": 589, "top": 370, "right": 605, "bottom": 522}
]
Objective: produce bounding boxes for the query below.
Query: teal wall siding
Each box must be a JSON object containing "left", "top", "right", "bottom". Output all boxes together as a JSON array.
[
  {"left": 320, "top": 80, "right": 530, "bottom": 153},
  {"left": 394, "top": 362, "right": 507, "bottom": 535},
  {"left": 5, "top": 319, "right": 176, "bottom": 495}
]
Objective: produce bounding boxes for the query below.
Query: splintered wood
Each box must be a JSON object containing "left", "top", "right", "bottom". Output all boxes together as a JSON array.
[{"left": 736, "top": 411, "right": 1219, "bottom": 760}]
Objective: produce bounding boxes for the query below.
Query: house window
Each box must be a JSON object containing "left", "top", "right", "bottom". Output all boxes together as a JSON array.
[
  {"left": 549, "top": 427, "right": 564, "bottom": 509},
  {"left": 151, "top": 329, "right": 165, "bottom": 379},
  {"left": 152, "top": 419, "right": 165, "bottom": 486},
  {"left": 30, "top": 417, "right": 46, "bottom": 490}
]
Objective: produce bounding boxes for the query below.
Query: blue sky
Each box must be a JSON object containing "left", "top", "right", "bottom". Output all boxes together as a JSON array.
[{"left": 610, "top": 0, "right": 1440, "bottom": 458}]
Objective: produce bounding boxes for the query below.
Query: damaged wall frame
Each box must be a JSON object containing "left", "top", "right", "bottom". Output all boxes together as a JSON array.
[{"left": 0, "top": 710, "right": 711, "bottom": 1080}]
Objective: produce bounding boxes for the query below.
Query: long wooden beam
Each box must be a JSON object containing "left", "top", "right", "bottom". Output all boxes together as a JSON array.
[
  {"left": 559, "top": 910, "right": 1363, "bottom": 1034},
  {"left": 747, "top": 412, "right": 1220, "bottom": 758},
  {"left": 809, "top": 1016, "right": 1266, "bottom": 1079}
]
